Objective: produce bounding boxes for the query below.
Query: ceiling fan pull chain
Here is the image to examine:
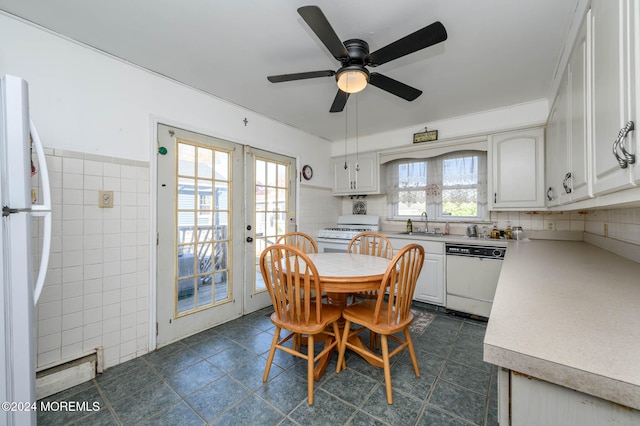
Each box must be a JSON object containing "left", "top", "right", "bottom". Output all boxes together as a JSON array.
[
  {"left": 344, "top": 96, "right": 349, "bottom": 168},
  {"left": 355, "top": 93, "right": 359, "bottom": 169}
]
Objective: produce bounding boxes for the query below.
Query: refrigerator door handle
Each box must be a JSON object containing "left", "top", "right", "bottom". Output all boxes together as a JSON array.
[
  {"left": 32, "top": 211, "right": 51, "bottom": 304},
  {"left": 29, "top": 119, "right": 51, "bottom": 305},
  {"left": 29, "top": 119, "right": 51, "bottom": 211}
]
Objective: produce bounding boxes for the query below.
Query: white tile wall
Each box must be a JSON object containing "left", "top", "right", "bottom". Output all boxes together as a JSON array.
[
  {"left": 33, "top": 149, "right": 150, "bottom": 371},
  {"left": 584, "top": 207, "right": 640, "bottom": 245},
  {"left": 298, "top": 184, "right": 342, "bottom": 236}
]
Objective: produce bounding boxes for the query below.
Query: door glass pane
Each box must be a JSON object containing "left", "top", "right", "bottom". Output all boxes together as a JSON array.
[
  {"left": 216, "top": 182, "right": 228, "bottom": 210},
  {"left": 178, "top": 144, "right": 195, "bottom": 175},
  {"left": 277, "top": 164, "right": 286, "bottom": 187},
  {"left": 215, "top": 151, "right": 229, "bottom": 180},
  {"left": 277, "top": 188, "right": 286, "bottom": 211},
  {"left": 176, "top": 140, "right": 232, "bottom": 316},
  {"left": 197, "top": 147, "right": 213, "bottom": 179},
  {"left": 266, "top": 162, "right": 276, "bottom": 186},
  {"left": 253, "top": 156, "right": 290, "bottom": 294},
  {"left": 178, "top": 178, "right": 196, "bottom": 209}
]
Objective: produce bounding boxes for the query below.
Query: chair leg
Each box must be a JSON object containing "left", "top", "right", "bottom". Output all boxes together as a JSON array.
[
  {"left": 404, "top": 327, "right": 421, "bottom": 377},
  {"left": 263, "top": 326, "right": 280, "bottom": 382},
  {"left": 293, "top": 333, "right": 301, "bottom": 352},
  {"left": 307, "top": 334, "right": 315, "bottom": 405},
  {"left": 331, "top": 321, "right": 346, "bottom": 371},
  {"left": 336, "top": 320, "right": 351, "bottom": 373},
  {"left": 369, "top": 330, "right": 379, "bottom": 351},
  {"left": 380, "top": 334, "right": 393, "bottom": 404}
]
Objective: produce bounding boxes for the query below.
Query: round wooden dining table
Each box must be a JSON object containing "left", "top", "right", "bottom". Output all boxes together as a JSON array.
[{"left": 304, "top": 252, "right": 391, "bottom": 379}]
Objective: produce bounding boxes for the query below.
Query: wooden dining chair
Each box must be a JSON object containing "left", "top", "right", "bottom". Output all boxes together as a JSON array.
[
  {"left": 276, "top": 231, "right": 323, "bottom": 350},
  {"left": 260, "top": 244, "right": 342, "bottom": 405},
  {"left": 348, "top": 231, "right": 393, "bottom": 303},
  {"left": 336, "top": 243, "right": 425, "bottom": 404},
  {"left": 276, "top": 232, "right": 318, "bottom": 254}
]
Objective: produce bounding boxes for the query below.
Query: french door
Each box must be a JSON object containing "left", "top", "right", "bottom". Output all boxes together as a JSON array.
[
  {"left": 156, "top": 124, "right": 295, "bottom": 347},
  {"left": 244, "top": 147, "right": 296, "bottom": 313}
]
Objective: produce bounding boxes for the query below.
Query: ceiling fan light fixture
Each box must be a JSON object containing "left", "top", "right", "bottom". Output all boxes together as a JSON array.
[{"left": 336, "top": 68, "right": 369, "bottom": 94}]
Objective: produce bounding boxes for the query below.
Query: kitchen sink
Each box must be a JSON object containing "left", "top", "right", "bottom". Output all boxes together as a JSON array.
[{"left": 394, "top": 231, "right": 447, "bottom": 237}]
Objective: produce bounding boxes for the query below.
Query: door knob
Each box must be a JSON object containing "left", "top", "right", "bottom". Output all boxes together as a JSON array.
[{"left": 246, "top": 237, "right": 253, "bottom": 243}]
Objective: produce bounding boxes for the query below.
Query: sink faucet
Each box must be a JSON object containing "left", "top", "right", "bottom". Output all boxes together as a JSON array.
[{"left": 421, "top": 211, "right": 429, "bottom": 233}]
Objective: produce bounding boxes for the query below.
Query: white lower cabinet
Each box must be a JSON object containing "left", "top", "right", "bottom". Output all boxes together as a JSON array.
[
  {"left": 498, "top": 369, "right": 640, "bottom": 425},
  {"left": 388, "top": 238, "right": 444, "bottom": 306}
]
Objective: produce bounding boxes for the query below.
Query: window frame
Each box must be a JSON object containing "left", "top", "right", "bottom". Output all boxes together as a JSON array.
[{"left": 388, "top": 151, "right": 487, "bottom": 222}]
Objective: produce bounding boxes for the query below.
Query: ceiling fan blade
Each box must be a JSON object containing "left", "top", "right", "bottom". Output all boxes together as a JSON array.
[
  {"left": 367, "top": 21, "right": 447, "bottom": 67},
  {"left": 369, "top": 73, "right": 422, "bottom": 101},
  {"left": 267, "top": 70, "right": 335, "bottom": 83},
  {"left": 298, "top": 6, "right": 349, "bottom": 60},
  {"left": 330, "top": 90, "right": 350, "bottom": 113}
]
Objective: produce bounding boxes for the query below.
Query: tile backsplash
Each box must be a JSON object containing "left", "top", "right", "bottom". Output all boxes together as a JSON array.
[{"left": 341, "top": 195, "right": 640, "bottom": 247}]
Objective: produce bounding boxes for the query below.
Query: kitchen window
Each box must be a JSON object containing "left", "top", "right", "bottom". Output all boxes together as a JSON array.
[{"left": 387, "top": 151, "right": 487, "bottom": 221}]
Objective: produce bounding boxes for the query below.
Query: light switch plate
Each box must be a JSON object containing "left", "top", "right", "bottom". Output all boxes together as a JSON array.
[{"left": 98, "top": 190, "right": 114, "bottom": 208}]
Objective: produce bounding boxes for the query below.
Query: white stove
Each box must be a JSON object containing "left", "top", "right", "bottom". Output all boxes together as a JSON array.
[{"left": 317, "top": 215, "right": 380, "bottom": 252}]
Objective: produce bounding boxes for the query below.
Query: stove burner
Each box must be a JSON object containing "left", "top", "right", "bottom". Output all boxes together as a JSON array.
[{"left": 317, "top": 215, "right": 381, "bottom": 241}]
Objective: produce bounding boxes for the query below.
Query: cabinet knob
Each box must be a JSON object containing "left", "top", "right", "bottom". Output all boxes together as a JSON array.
[{"left": 547, "top": 187, "right": 553, "bottom": 201}]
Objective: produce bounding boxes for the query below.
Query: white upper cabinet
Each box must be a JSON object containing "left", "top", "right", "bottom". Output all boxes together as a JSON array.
[
  {"left": 568, "top": 14, "right": 591, "bottom": 202},
  {"left": 546, "top": 13, "right": 591, "bottom": 207},
  {"left": 331, "top": 151, "right": 384, "bottom": 195},
  {"left": 489, "top": 128, "right": 546, "bottom": 210},
  {"left": 546, "top": 69, "right": 571, "bottom": 207},
  {"left": 590, "top": 0, "right": 638, "bottom": 195}
]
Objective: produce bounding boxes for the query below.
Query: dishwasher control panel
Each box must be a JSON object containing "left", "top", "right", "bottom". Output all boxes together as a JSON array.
[{"left": 445, "top": 244, "right": 506, "bottom": 259}]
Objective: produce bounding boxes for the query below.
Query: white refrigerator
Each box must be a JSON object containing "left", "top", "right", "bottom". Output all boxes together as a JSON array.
[{"left": 1, "top": 75, "right": 51, "bottom": 426}]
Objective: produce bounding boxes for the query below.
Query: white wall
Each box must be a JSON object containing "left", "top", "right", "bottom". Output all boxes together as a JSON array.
[
  {"left": 330, "top": 99, "right": 549, "bottom": 157},
  {"left": 0, "top": 13, "right": 339, "bottom": 370},
  {"left": 0, "top": 14, "right": 332, "bottom": 181}
]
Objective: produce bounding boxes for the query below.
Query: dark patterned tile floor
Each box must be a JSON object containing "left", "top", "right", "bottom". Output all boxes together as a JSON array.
[{"left": 37, "top": 302, "right": 498, "bottom": 425}]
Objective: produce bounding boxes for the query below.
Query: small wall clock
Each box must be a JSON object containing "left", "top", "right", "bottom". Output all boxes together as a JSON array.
[{"left": 302, "top": 165, "right": 313, "bottom": 180}]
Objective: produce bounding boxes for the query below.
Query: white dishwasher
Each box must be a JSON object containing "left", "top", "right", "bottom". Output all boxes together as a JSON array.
[{"left": 445, "top": 243, "right": 506, "bottom": 318}]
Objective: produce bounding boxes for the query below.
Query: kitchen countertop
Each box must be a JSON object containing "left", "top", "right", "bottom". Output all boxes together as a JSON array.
[{"left": 483, "top": 240, "right": 640, "bottom": 410}]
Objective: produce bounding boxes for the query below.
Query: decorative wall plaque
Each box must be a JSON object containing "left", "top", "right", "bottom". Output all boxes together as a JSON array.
[{"left": 413, "top": 129, "right": 438, "bottom": 143}]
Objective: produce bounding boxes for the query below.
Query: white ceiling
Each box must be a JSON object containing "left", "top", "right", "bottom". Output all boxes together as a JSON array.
[{"left": 0, "top": 0, "right": 581, "bottom": 142}]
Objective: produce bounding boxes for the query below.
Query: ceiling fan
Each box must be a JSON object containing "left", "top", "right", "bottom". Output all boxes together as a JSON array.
[{"left": 267, "top": 5, "right": 447, "bottom": 113}]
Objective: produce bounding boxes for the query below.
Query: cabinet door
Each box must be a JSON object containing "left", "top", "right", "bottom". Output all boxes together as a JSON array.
[
  {"left": 568, "top": 14, "right": 591, "bottom": 201},
  {"left": 490, "top": 128, "right": 545, "bottom": 209},
  {"left": 351, "top": 153, "right": 377, "bottom": 193},
  {"left": 332, "top": 158, "right": 353, "bottom": 194},
  {"left": 510, "top": 372, "right": 640, "bottom": 426},
  {"left": 388, "top": 238, "right": 445, "bottom": 306},
  {"left": 331, "top": 152, "right": 383, "bottom": 195},
  {"left": 546, "top": 71, "right": 570, "bottom": 207},
  {"left": 591, "top": 0, "right": 635, "bottom": 195},
  {"left": 414, "top": 253, "right": 445, "bottom": 305}
]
